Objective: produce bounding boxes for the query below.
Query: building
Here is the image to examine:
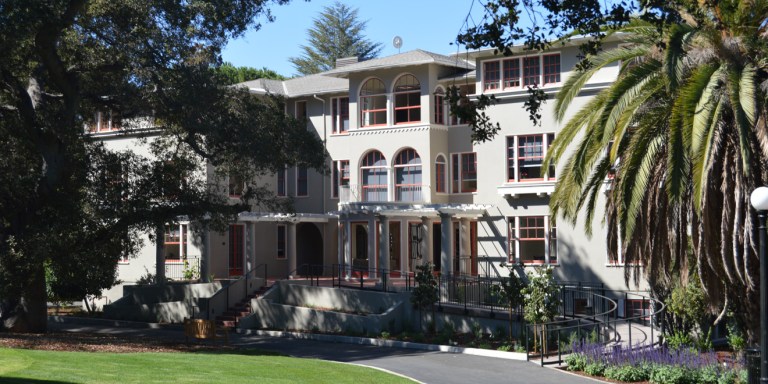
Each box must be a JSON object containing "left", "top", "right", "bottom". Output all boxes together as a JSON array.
[{"left": 93, "top": 35, "right": 647, "bottom": 311}]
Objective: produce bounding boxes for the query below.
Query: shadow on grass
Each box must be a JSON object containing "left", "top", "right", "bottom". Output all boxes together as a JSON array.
[
  {"left": 0, "top": 378, "right": 77, "bottom": 384},
  {"left": 190, "top": 348, "right": 286, "bottom": 357}
]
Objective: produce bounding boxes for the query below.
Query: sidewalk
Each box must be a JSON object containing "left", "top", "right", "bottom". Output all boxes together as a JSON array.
[{"left": 48, "top": 316, "right": 606, "bottom": 384}]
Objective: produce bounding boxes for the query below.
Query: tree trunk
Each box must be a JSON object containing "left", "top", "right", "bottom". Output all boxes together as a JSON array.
[{"left": 3, "top": 264, "right": 48, "bottom": 333}]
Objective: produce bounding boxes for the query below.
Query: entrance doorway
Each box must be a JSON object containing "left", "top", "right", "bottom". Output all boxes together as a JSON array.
[{"left": 297, "top": 223, "right": 323, "bottom": 274}]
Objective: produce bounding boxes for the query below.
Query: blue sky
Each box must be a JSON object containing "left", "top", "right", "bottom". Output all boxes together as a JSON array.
[{"left": 221, "top": 0, "right": 488, "bottom": 77}]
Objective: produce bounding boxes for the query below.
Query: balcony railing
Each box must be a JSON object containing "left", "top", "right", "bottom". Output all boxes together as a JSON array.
[{"left": 340, "top": 184, "right": 431, "bottom": 203}]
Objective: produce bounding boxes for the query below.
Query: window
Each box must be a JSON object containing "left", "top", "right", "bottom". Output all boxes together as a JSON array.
[
  {"left": 360, "top": 150, "right": 387, "bottom": 201},
  {"left": 394, "top": 149, "right": 422, "bottom": 202},
  {"left": 296, "top": 167, "right": 308, "bottom": 197},
  {"left": 523, "top": 57, "right": 540, "bottom": 86},
  {"left": 543, "top": 54, "right": 561, "bottom": 84},
  {"left": 332, "top": 160, "right": 350, "bottom": 198},
  {"left": 277, "top": 224, "right": 286, "bottom": 259},
  {"left": 434, "top": 87, "right": 445, "bottom": 125},
  {"left": 435, "top": 155, "right": 447, "bottom": 193},
  {"left": 228, "top": 224, "right": 244, "bottom": 276},
  {"left": 331, "top": 97, "right": 350, "bottom": 133},
  {"left": 228, "top": 174, "right": 245, "bottom": 198},
  {"left": 276, "top": 167, "right": 286, "bottom": 197},
  {"left": 503, "top": 58, "right": 520, "bottom": 88},
  {"left": 506, "top": 134, "right": 555, "bottom": 182},
  {"left": 360, "top": 78, "right": 387, "bottom": 127},
  {"left": 451, "top": 153, "right": 477, "bottom": 193},
  {"left": 393, "top": 74, "right": 421, "bottom": 124},
  {"left": 625, "top": 299, "right": 651, "bottom": 320},
  {"left": 483, "top": 61, "right": 501, "bottom": 91},
  {"left": 508, "top": 216, "right": 557, "bottom": 264},
  {"left": 448, "top": 84, "right": 475, "bottom": 125},
  {"left": 164, "top": 224, "right": 188, "bottom": 261},
  {"left": 481, "top": 54, "right": 560, "bottom": 92},
  {"left": 295, "top": 101, "right": 307, "bottom": 120},
  {"left": 88, "top": 110, "right": 121, "bottom": 133}
]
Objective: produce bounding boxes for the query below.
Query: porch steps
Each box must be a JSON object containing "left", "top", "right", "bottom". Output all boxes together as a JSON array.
[{"left": 214, "top": 286, "right": 268, "bottom": 328}]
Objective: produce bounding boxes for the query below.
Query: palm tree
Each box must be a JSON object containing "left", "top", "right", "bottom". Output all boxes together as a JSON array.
[{"left": 546, "top": 2, "right": 768, "bottom": 341}]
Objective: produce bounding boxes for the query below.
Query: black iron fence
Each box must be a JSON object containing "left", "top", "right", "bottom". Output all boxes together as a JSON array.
[{"left": 164, "top": 257, "right": 200, "bottom": 281}]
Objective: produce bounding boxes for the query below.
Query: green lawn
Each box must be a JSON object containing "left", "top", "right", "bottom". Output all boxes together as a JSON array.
[{"left": 0, "top": 348, "right": 415, "bottom": 383}]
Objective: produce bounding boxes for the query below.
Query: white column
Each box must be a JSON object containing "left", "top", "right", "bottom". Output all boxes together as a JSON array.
[
  {"left": 288, "top": 222, "right": 297, "bottom": 278},
  {"left": 440, "top": 213, "right": 453, "bottom": 276},
  {"left": 344, "top": 219, "right": 352, "bottom": 279},
  {"left": 200, "top": 226, "right": 210, "bottom": 283},
  {"left": 421, "top": 216, "right": 433, "bottom": 267},
  {"left": 367, "top": 215, "right": 376, "bottom": 276},
  {"left": 246, "top": 222, "right": 255, "bottom": 275},
  {"left": 155, "top": 225, "right": 166, "bottom": 284},
  {"left": 378, "top": 215, "right": 390, "bottom": 279},
  {"left": 460, "top": 217, "right": 471, "bottom": 275}
]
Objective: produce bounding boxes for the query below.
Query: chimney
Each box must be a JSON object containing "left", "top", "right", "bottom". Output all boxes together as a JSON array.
[{"left": 335, "top": 56, "right": 359, "bottom": 68}]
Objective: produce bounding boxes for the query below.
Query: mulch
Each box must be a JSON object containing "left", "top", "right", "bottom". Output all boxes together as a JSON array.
[{"left": 0, "top": 331, "right": 238, "bottom": 353}]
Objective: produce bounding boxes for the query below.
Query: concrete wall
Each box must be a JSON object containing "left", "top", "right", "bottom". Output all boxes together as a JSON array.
[
  {"left": 240, "top": 282, "right": 409, "bottom": 335},
  {"left": 103, "top": 281, "right": 223, "bottom": 323}
]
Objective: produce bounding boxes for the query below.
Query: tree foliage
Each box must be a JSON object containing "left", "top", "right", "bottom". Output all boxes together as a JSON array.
[
  {"left": 289, "top": 1, "right": 383, "bottom": 75},
  {"left": 0, "top": 0, "right": 325, "bottom": 332},
  {"left": 411, "top": 262, "right": 438, "bottom": 332},
  {"left": 214, "top": 62, "right": 286, "bottom": 85},
  {"left": 458, "top": 0, "right": 768, "bottom": 342}
]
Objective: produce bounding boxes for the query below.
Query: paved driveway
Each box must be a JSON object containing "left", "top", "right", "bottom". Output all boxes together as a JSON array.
[{"left": 49, "top": 318, "right": 603, "bottom": 384}]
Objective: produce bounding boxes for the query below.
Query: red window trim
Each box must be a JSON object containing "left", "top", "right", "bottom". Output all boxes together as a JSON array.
[
  {"left": 483, "top": 61, "right": 500, "bottom": 91},
  {"left": 542, "top": 54, "right": 561, "bottom": 85}
]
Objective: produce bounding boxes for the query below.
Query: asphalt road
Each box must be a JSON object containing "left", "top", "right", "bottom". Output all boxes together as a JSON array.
[{"left": 49, "top": 318, "right": 603, "bottom": 384}]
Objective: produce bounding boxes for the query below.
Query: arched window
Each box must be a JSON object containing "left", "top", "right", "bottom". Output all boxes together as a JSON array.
[
  {"left": 394, "top": 149, "right": 422, "bottom": 202},
  {"left": 435, "top": 154, "right": 446, "bottom": 193},
  {"left": 394, "top": 75, "right": 421, "bottom": 124},
  {"left": 360, "top": 150, "right": 387, "bottom": 201},
  {"left": 360, "top": 78, "right": 387, "bottom": 127}
]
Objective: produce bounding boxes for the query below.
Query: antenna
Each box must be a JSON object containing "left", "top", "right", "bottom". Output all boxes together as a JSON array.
[{"left": 392, "top": 36, "right": 402, "bottom": 53}]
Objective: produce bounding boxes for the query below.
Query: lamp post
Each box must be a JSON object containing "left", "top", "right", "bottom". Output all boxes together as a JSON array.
[{"left": 750, "top": 186, "right": 768, "bottom": 384}]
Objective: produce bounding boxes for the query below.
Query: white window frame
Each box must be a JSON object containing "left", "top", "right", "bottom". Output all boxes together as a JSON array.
[
  {"left": 508, "top": 216, "right": 557, "bottom": 265},
  {"left": 506, "top": 133, "right": 555, "bottom": 182}
]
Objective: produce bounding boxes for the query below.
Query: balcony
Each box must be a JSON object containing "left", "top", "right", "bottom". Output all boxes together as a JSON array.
[{"left": 340, "top": 184, "right": 431, "bottom": 203}]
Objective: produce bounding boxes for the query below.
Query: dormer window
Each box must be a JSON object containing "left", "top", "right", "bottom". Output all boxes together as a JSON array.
[
  {"left": 393, "top": 74, "right": 421, "bottom": 124},
  {"left": 360, "top": 78, "right": 387, "bottom": 127}
]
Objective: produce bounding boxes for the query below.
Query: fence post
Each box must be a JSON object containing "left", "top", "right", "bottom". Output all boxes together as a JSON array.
[
  {"left": 558, "top": 328, "right": 562, "bottom": 364},
  {"left": 627, "top": 318, "right": 632, "bottom": 349},
  {"left": 463, "top": 278, "right": 468, "bottom": 315}
]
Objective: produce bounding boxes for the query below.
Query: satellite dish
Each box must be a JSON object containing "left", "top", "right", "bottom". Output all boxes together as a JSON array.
[{"left": 393, "top": 36, "right": 403, "bottom": 51}]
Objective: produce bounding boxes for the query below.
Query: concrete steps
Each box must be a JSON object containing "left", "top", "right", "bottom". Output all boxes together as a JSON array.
[{"left": 214, "top": 287, "right": 267, "bottom": 328}]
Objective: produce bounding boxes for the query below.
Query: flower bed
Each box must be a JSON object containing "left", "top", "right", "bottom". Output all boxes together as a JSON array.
[{"left": 565, "top": 342, "right": 747, "bottom": 384}]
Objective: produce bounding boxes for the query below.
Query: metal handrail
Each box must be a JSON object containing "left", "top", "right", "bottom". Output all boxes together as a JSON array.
[
  {"left": 525, "top": 288, "right": 666, "bottom": 366},
  {"left": 204, "top": 263, "right": 268, "bottom": 320}
]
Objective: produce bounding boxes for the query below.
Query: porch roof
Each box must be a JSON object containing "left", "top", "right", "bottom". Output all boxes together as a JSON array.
[
  {"left": 339, "top": 203, "right": 492, "bottom": 219},
  {"left": 237, "top": 212, "right": 333, "bottom": 223}
]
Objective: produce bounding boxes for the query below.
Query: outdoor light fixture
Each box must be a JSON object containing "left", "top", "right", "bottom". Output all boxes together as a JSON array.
[{"left": 750, "top": 186, "right": 768, "bottom": 384}]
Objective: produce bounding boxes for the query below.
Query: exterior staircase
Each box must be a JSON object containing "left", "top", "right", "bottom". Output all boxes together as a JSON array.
[{"left": 214, "top": 285, "right": 268, "bottom": 328}]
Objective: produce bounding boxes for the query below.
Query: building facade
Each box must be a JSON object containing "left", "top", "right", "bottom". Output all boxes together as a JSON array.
[{"left": 93, "top": 36, "right": 646, "bottom": 305}]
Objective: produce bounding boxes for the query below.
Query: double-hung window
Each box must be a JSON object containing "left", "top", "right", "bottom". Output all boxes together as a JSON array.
[
  {"left": 451, "top": 152, "right": 477, "bottom": 193},
  {"left": 296, "top": 167, "right": 308, "bottom": 197},
  {"left": 483, "top": 61, "right": 501, "bottom": 91},
  {"left": 331, "top": 97, "right": 349, "bottom": 134},
  {"left": 332, "top": 160, "right": 350, "bottom": 198},
  {"left": 276, "top": 167, "right": 287, "bottom": 197},
  {"left": 508, "top": 216, "right": 557, "bottom": 264},
  {"left": 228, "top": 174, "right": 245, "bottom": 198},
  {"left": 435, "top": 155, "right": 447, "bottom": 193},
  {"left": 506, "top": 134, "right": 555, "bottom": 182}
]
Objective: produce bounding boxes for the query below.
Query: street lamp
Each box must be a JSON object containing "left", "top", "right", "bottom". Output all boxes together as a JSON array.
[{"left": 750, "top": 186, "right": 768, "bottom": 384}]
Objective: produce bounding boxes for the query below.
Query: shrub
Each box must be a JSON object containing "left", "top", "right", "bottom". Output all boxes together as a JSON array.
[
  {"left": 649, "top": 365, "right": 688, "bottom": 384},
  {"left": 497, "top": 344, "right": 512, "bottom": 352},
  {"left": 666, "top": 330, "right": 694, "bottom": 351},
  {"left": 584, "top": 362, "right": 605, "bottom": 377},
  {"left": 565, "top": 353, "right": 587, "bottom": 371},
  {"left": 604, "top": 364, "right": 649, "bottom": 382},
  {"left": 695, "top": 365, "right": 718, "bottom": 384}
]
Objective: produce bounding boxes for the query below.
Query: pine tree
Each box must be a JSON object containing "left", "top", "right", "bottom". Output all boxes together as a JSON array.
[{"left": 289, "top": 2, "right": 383, "bottom": 75}]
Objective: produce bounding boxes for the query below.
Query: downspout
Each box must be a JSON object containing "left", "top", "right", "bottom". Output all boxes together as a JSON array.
[{"left": 313, "top": 94, "right": 328, "bottom": 265}]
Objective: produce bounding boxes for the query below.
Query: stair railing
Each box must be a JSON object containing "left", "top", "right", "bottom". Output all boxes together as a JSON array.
[{"left": 204, "top": 263, "right": 268, "bottom": 321}]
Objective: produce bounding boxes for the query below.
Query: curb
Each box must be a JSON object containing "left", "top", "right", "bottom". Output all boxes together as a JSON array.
[{"left": 237, "top": 329, "right": 528, "bottom": 361}]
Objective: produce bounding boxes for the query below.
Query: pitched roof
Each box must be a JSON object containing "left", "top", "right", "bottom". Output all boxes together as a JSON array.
[
  {"left": 236, "top": 75, "right": 348, "bottom": 98},
  {"left": 321, "top": 49, "right": 474, "bottom": 78}
]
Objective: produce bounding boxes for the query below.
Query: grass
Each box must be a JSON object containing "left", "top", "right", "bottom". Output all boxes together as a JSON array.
[{"left": 0, "top": 348, "right": 415, "bottom": 383}]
